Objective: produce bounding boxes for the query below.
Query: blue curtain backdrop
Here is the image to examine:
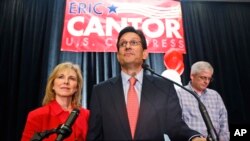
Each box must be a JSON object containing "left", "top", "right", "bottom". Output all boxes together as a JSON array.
[{"left": 0, "top": 0, "right": 250, "bottom": 140}]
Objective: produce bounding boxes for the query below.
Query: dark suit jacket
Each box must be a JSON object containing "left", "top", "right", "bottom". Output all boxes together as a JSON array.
[{"left": 87, "top": 74, "right": 199, "bottom": 141}]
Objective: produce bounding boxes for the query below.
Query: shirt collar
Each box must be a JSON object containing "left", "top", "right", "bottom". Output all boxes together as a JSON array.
[
  {"left": 49, "top": 100, "right": 65, "bottom": 116},
  {"left": 121, "top": 69, "right": 143, "bottom": 84},
  {"left": 188, "top": 81, "right": 208, "bottom": 95}
]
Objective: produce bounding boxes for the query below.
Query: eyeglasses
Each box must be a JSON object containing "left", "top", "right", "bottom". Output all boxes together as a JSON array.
[
  {"left": 198, "top": 76, "right": 213, "bottom": 82},
  {"left": 119, "top": 40, "right": 141, "bottom": 47}
]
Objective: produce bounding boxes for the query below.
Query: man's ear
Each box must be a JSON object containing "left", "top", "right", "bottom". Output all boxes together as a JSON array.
[
  {"left": 117, "top": 52, "right": 121, "bottom": 63},
  {"left": 143, "top": 49, "right": 148, "bottom": 60},
  {"left": 190, "top": 74, "right": 194, "bottom": 80}
]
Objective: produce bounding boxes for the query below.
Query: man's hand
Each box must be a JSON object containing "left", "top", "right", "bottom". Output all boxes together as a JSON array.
[{"left": 192, "top": 136, "right": 206, "bottom": 141}]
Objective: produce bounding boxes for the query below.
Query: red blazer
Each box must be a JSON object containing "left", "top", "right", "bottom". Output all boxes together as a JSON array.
[{"left": 21, "top": 100, "right": 89, "bottom": 141}]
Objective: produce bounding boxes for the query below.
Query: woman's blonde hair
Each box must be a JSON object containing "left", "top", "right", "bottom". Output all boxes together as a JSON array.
[{"left": 42, "top": 62, "right": 83, "bottom": 108}]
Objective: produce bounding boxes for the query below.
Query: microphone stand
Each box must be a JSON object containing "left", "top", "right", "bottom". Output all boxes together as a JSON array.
[
  {"left": 143, "top": 64, "right": 219, "bottom": 141},
  {"left": 31, "top": 128, "right": 58, "bottom": 141},
  {"left": 31, "top": 123, "right": 72, "bottom": 141}
]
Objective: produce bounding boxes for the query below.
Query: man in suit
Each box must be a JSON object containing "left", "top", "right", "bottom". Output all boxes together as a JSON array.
[{"left": 87, "top": 26, "right": 206, "bottom": 141}]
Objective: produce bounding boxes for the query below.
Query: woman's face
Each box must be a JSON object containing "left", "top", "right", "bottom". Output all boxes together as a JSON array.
[{"left": 53, "top": 68, "right": 78, "bottom": 98}]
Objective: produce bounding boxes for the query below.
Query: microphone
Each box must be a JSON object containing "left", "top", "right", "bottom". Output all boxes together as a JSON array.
[
  {"left": 56, "top": 108, "right": 80, "bottom": 141},
  {"left": 142, "top": 63, "right": 219, "bottom": 141}
]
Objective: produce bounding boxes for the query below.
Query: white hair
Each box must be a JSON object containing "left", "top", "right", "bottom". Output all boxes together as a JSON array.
[{"left": 191, "top": 61, "right": 214, "bottom": 75}]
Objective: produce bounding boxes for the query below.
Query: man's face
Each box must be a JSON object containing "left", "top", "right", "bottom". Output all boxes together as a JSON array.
[
  {"left": 117, "top": 32, "right": 148, "bottom": 68},
  {"left": 190, "top": 70, "right": 213, "bottom": 92}
]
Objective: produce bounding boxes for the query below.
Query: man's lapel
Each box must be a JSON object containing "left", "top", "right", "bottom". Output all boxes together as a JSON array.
[
  {"left": 109, "top": 76, "right": 132, "bottom": 138},
  {"left": 135, "top": 75, "right": 159, "bottom": 139}
]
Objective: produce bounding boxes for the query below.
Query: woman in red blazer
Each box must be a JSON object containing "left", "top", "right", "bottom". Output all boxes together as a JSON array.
[{"left": 21, "top": 62, "right": 89, "bottom": 141}]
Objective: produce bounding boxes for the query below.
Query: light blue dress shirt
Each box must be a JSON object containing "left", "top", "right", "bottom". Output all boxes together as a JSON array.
[{"left": 121, "top": 69, "right": 143, "bottom": 104}]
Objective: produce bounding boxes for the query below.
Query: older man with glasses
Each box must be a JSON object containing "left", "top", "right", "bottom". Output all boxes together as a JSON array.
[{"left": 177, "top": 61, "right": 230, "bottom": 141}]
